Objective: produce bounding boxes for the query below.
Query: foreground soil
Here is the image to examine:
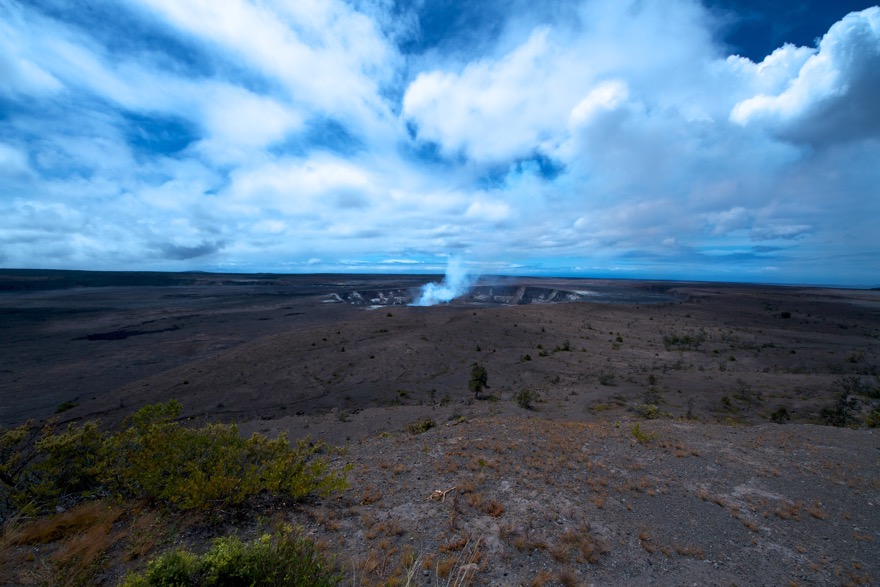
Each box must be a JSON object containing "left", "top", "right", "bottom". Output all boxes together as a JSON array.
[
  {"left": 2, "top": 416, "right": 878, "bottom": 586},
  {"left": 1, "top": 272, "right": 879, "bottom": 585}
]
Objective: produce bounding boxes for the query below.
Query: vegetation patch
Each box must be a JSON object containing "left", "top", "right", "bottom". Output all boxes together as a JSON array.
[
  {"left": 631, "top": 423, "right": 655, "bottom": 445},
  {"left": 405, "top": 419, "right": 436, "bottom": 435},
  {"left": 469, "top": 363, "right": 489, "bottom": 399},
  {"left": 121, "top": 526, "right": 340, "bottom": 587},
  {"left": 770, "top": 406, "right": 790, "bottom": 424},
  {"left": 0, "top": 400, "right": 349, "bottom": 517},
  {"left": 662, "top": 332, "right": 704, "bottom": 351},
  {"left": 515, "top": 389, "right": 539, "bottom": 410}
]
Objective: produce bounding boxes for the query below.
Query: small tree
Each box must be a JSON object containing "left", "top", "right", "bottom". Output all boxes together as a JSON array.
[{"left": 469, "top": 363, "right": 488, "bottom": 399}]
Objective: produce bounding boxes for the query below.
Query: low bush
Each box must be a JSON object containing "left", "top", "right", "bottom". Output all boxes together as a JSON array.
[
  {"left": 598, "top": 373, "right": 616, "bottom": 386},
  {"left": 405, "top": 419, "right": 436, "bottom": 435},
  {"left": 662, "top": 333, "right": 704, "bottom": 351},
  {"left": 552, "top": 340, "right": 571, "bottom": 352},
  {"left": 0, "top": 401, "right": 349, "bottom": 518},
  {"left": 515, "top": 389, "right": 539, "bottom": 410},
  {"left": 820, "top": 393, "right": 860, "bottom": 427},
  {"left": 631, "top": 423, "right": 655, "bottom": 445},
  {"left": 121, "top": 526, "right": 341, "bottom": 587},
  {"left": 636, "top": 404, "right": 659, "bottom": 419},
  {"left": 1, "top": 420, "right": 104, "bottom": 517},
  {"left": 770, "top": 406, "right": 790, "bottom": 424},
  {"left": 865, "top": 408, "right": 880, "bottom": 428}
]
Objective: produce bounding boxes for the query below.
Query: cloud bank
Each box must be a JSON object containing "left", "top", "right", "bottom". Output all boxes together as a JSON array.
[{"left": 1, "top": 0, "right": 878, "bottom": 285}]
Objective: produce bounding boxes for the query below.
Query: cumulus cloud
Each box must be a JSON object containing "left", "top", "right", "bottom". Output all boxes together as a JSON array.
[
  {"left": 731, "top": 7, "right": 880, "bottom": 144},
  {"left": 403, "top": 0, "right": 718, "bottom": 163}
]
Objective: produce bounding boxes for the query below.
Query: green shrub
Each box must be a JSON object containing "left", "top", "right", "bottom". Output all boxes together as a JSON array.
[
  {"left": 122, "top": 526, "right": 340, "bottom": 587},
  {"left": 636, "top": 404, "right": 659, "bottom": 419},
  {"left": 515, "top": 389, "right": 538, "bottom": 410},
  {"left": 102, "top": 401, "right": 349, "bottom": 509},
  {"left": 469, "top": 363, "right": 488, "bottom": 399},
  {"left": 820, "top": 393, "right": 860, "bottom": 427},
  {"left": 769, "top": 406, "right": 790, "bottom": 424},
  {"left": 598, "top": 373, "right": 616, "bottom": 386},
  {"left": 0, "top": 401, "right": 349, "bottom": 517},
  {"left": 631, "top": 423, "right": 655, "bottom": 445},
  {"left": 54, "top": 401, "right": 78, "bottom": 414},
  {"left": 720, "top": 396, "right": 736, "bottom": 413},
  {"left": 405, "top": 419, "right": 435, "bottom": 435},
  {"left": 1, "top": 420, "right": 104, "bottom": 516},
  {"left": 124, "top": 549, "right": 199, "bottom": 586},
  {"left": 662, "top": 333, "right": 704, "bottom": 351}
]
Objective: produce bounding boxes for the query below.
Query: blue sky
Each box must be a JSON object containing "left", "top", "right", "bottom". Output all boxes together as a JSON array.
[{"left": 1, "top": 0, "right": 878, "bottom": 285}]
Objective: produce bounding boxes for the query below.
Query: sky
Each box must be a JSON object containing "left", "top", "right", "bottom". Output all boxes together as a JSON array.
[{"left": 1, "top": 0, "right": 878, "bottom": 286}]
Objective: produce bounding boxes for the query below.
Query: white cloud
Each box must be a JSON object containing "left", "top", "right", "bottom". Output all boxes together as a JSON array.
[
  {"left": 403, "top": 27, "right": 572, "bottom": 161},
  {"left": 568, "top": 80, "right": 630, "bottom": 128},
  {"left": 195, "top": 86, "right": 304, "bottom": 163},
  {"left": 0, "top": 0, "right": 877, "bottom": 284},
  {"left": 731, "top": 7, "right": 880, "bottom": 144},
  {"left": 403, "top": 0, "right": 718, "bottom": 163},
  {"left": 0, "top": 143, "right": 32, "bottom": 177},
  {"left": 0, "top": 9, "right": 63, "bottom": 97},
  {"left": 707, "top": 206, "right": 752, "bottom": 236},
  {"left": 130, "top": 0, "right": 401, "bottom": 143},
  {"left": 465, "top": 199, "right": 512, "bottom": 223}
]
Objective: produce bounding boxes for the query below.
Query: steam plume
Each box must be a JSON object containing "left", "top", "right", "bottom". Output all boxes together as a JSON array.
[{"left": 412, "top": 258, "right": 475, "bottom": 306}]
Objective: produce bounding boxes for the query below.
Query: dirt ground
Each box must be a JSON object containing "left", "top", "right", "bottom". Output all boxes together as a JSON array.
[{"left": 1, "top": 272, "right": 879, "bottom": 585}]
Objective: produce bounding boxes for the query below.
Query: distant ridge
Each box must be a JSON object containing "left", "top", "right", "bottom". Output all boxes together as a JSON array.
[
  {"left": 0, "top": 269, "right": 198, "bottom": 291},
  {"left": 0, "top": 269, "right": 437, "bottom": 293}
]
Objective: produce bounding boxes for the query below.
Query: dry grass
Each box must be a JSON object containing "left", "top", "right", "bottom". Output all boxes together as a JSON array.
[
  {"left": 673, "top": 543, "right": 706, "bottom": 559},
  {"left": 364, "top": 518, "right": 406, "bottom": 540},
  {"left": 530, "top": 570, "right": 553, "bottom": 587},
  {"left": 2, "top": 500, "right": 124, "bottom": 587},
  {"left": 439, "top": 536, "right": 469, "bottom": 553},
  {"left": 435, "top": 537, "right": 482, "bottom": 587},
  {"left": 558, "top": 568, "right": 582, "bottom": 587},
  {"left": 559, "top": 526, "right": 607, "bottom": 564},
  {"left": 806, "top": 501, "right": 829, "bottom": 520},
  {"left": 360, "top": 484, "right": 383, "bottom": 505},
  {"left": 10, "top": 501, "right": 121, "bottom": 546},
  {"left": 589, "top": 493, "right": 607, "bottom": 508},
  {"left": 123, "top": 506, "right": 165, "bottom": 562},
  {"left": 774, "top": 500, "right": 804, "bottom": 521},
  {"left": 482, "top": 499, "right": 505, "bottom": 517}
]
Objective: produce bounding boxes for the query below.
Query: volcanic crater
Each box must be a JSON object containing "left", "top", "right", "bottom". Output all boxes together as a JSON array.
[{"left": 328, "top": 283, "right": 683, "bottom": 307}]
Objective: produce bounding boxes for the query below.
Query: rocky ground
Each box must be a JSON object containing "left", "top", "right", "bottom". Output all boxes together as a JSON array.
[{"left": 1, "top": 272, "right": 879, "bottom": 585}]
